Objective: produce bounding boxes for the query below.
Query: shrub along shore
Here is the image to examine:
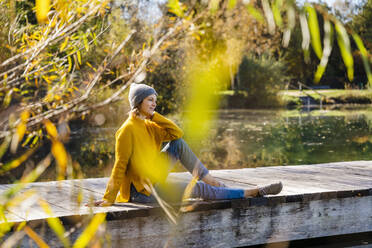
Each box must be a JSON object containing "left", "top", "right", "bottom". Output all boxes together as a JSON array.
[
  {"left": 278, "top": 89, "right": 372, "bottom": 107},
  {"left": 219, "top": 90, "right": 372, "bottom": 108}
]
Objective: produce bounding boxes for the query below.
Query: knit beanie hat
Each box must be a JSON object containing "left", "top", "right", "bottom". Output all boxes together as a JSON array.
[{"left": 128, "top": 83, "right": 157, "bottom": 109}]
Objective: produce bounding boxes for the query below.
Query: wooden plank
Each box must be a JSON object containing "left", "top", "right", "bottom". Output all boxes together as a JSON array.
[
  {"left": 260, "top": 165, "right": 372, "bottom": 189},
  {"left": 0, "top": 210, "right": 25, "bottom": 224},
  {"left": 211, "top": 170, "right": 334, "bottom": 194},
  {"left": 0, "top": 184, "right": 10, "bottom": 190},
  {"left": 269, "top": 163, "right": 372, "bottom": 182},
  {"left": 61, "top": 178, "right": 109, "bottom": 195},
  {"left": 217, "top": 167, "right": 370, "bottom": 191},
  {"left": 3, "top": 182, "right": 73, "bottom": 221},
  {"left": 38, "top": 195, "right": 370, "bottom": 248}
]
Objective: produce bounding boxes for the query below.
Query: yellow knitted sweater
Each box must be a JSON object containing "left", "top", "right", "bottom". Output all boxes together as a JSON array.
[{"left": 102, "top": 112, "right": 183, "bottom": 203}]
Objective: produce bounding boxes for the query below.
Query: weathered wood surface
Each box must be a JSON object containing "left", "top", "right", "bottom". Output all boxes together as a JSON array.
[{"left": 1, "top": 161, "right": 372, "bottom": 247}]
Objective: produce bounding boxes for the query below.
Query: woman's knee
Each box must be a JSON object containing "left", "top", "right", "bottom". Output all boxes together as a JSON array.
[
  {"left": 169, "top": 138, "right": 184, "bottom": 148},
  {"left": 168, "top": 138, "right": 185, "bottom": 153},
  {"left": 163, "top": 139, "right": 184, "bottom": 160}
]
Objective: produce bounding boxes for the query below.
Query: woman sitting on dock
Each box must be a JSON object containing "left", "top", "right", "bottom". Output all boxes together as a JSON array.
[{"left": 93, "top": 83, "right": 282, "bottom": 206}]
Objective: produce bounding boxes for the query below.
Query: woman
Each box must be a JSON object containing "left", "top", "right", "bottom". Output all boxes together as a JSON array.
[{"left": 93, "top": 83, "right": 282, "bottom": 206}]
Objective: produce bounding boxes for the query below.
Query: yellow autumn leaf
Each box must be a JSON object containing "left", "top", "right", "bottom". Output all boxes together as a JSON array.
[
  {"left": 86, "top": 62, "right": 93, "bottom": 69},
  {"left": 16, "top": 123, "right": 26, "bottom": 136},
  {"left": 72, "top": 213, "right": 106, "bottom": 248},
  {"left": 24, "top": 226, "right": 50, "bottom": 248},
  {"left": 43, "top": 93, "right": 53, "bottom": 103},
  {"left": 76, "top": 50, "right": 82, "bottom": 65},
  {"left": 68, "top": 56, "right": 72, "bottom": 72},
  {"left": 52, "top": 141, "right": 67, "bottom": 180},
  {"left": 11, "top": 111, "right": 30, "bottom": 152},
  {"left": 39, "top": 199, "right": 70, "bottom": 247},
  {"left": 36, "top": 0, "right": 51, "bottom": 24},
  {"left": 83, "top": 36, "right": 89, "bottom": 51},
  {"left": 43, "top": 120, "right": 58, "bottom": 139},
  {"left": 42, "top": 75, "right": 51, "bottom": 84},
  {"left": 192, "top": 33, "right": 200, "bottom": 41},
  {"left": 16, "top": 221, "right": 27, "bottom": 232},
  {"left": 20, "top": 111, "right": 30, "bottom": 122},
  {"left": 0, "top": 147, "right": 36, "bottom": 174},
  {"left": 49, "top": 75, "right": 58, "bottom": 81}
]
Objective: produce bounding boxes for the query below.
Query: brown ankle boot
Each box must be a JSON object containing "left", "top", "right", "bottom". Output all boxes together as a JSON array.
[{"left": 258, "top": 181, "right": 283, "bottom": 196}]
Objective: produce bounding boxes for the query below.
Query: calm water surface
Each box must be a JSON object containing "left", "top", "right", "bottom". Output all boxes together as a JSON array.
[{"left": 69, "top": 106, "right": 372, "bottom": 177}]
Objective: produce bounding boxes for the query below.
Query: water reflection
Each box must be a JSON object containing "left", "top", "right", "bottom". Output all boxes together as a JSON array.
[{"left": 69, "top": 107, "right": 372, "bottom": 177}]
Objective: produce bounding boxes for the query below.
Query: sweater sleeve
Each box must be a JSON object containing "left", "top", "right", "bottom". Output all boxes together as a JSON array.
[
  {"left": 151, "top": 112, "right": 183, "bottom": 142},
  {"left": 102, "top": 127, "right": 132, "bottom": 203}
]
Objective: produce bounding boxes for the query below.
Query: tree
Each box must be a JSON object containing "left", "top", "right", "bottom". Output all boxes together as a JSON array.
[{"left": 352, "top": 0, "right": 372, "bottom": 49}]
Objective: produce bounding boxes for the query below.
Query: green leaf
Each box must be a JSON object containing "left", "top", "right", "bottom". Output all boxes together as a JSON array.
[
  {"left": 83, "top": 36, "right": 89, "bottom": 52},
  {"left": 272, "top": 0, "right": 283, "bottom": 28},
  {"left": 335, "top": 21, "right": 354, "bottom": 81},
  {"left": 305, "top": 4, "right": 322, "bottom": 60},
  {"left": 0, "top": 136, "right": 11, "bottom": 160},
  {"left": 314, "top": 20, "right": 333, "bottom": 83},
  {"left": 228, "top": 0, "right": 237, "bottom": 9},
  {"left": 31, "top": 135, "right": 39, "bottom": 147},
  {"left": 3, "top": 90, "right": 13, "bottom": 108},
  {"left": 209, "top": 0, "right": 220, "bottom": 14},
  {"left": 246, "top": 3, "right": 264, "bottom": 23},
  {"left": 167, "top": 0, "right": 184, "bottom": 17},
  {"left": 40, "top": 200, "right": 70, "bottom": 248},
  {"left": 76, "top": 50, "right": 82, "bottom": 65},
  {"left": 60, "top": 37, "right": 69, "bottom": 52},
  {"left": 0, "top": 147, "right": 36, "bottom": 174},
  {"left": 352, "top": 33, "right": 372, "bottom": 86}
]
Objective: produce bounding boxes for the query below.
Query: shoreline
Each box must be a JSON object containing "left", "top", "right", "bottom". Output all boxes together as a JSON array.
[
  {"left": 278, "top": 89, "right": 372, "bottom": 107},
  {"left": 218, "top": 89, "right": 372, "bottom": 108}
]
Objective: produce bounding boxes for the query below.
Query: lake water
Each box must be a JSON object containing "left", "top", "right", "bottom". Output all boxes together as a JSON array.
[{"left": 68, "top": 106, "right": 372, "bottom": 177}]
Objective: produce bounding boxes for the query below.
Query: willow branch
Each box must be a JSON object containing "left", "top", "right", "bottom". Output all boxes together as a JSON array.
[
  {"left": 0, "top": 23, "right": 110, "bottom": 91},
  {"left": 0, "top": 2, "right": 103, "bottom": 69},
  {"left": 24, "top": 30, "right": 136, "bottom": 128}
]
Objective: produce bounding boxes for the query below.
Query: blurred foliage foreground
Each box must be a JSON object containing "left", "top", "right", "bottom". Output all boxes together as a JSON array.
[{"left": 1, "top": 0, "right": 372, "bottom": 246}]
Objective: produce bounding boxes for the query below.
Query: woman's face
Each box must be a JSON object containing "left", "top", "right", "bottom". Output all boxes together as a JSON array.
[{"left": 139, "top": 94, "right": 157, "bottom": 117}]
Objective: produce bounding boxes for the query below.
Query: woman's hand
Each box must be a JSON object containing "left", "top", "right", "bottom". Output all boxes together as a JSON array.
[{"left": 85, "top": 200, "right": 113, "bottom": 207}]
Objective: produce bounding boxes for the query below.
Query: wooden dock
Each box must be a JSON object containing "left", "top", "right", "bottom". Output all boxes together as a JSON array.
[{"left": 1, "top": 161, "right": 372, "bottom": 247}]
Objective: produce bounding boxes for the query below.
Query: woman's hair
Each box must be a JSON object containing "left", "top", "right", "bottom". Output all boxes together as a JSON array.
[{"left": 128, "top": 105, "right": 141, "bottom": 117}]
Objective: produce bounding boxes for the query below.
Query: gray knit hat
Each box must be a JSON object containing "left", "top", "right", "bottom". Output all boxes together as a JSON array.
[{"left": 128, "top": 83, "right": 157, "bottom": 109}]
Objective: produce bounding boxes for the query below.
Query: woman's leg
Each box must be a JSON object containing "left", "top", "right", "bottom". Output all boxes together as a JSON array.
[
  {"left": 155, "top": 179, "right": 245, "bottom": 202},
  {"left": 160, "top": 139, "right": 246, "bottom": 200},
  {"left": 161, "top": 138, "right": 209, "bottom": 180},
  {"left": 129, "top": 184, "right": 156, "bottom": 203},
  {"left": 160, "top": 139, "right": 282, "bottom": 200},
  {"left": 130, "top": 179, "right": 281, "bottom": 203}
]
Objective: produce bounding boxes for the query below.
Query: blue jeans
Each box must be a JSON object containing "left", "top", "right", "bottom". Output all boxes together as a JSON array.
[{"left": 130, "top": 139, "right": 244, "bottom": 203}]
